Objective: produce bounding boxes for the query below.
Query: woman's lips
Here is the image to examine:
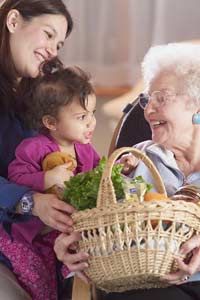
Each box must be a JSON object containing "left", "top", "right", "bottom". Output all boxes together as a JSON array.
[
  {"left": 35, "top": 51, "right": 46, "bottom": 64},
  {"left": 149, "top": 120, "right": 166, "bottom": 130}
]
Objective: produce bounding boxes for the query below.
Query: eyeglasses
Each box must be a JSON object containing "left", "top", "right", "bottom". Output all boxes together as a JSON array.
[{"left": 138, "top": 90, "right": 178, "bottom": 109}]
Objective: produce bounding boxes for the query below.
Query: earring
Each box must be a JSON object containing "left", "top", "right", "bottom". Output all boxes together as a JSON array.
[{"left": 192, "top": 113, "right": 200, "bottom": 124}]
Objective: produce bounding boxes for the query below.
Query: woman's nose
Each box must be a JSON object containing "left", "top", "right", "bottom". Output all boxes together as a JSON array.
[
  {"left": 46, "top": 43, "right": 58, "bottom": 59},
  {"left": 144, "top": 98, "right": 158, "bottom": 113}
]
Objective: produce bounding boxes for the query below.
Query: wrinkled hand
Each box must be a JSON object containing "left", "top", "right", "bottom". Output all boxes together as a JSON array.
[
  {"left": 44, "top": 163, "right": 73, "bottom": 189},
  {"left": 120, "top": 153, "right": 138, "bottom": 175},
  {"left": 162, "top": 235, "right": 200, "bottom": 285},
  {"left": 32, "top": 193, "right": 75, "bottom": 233},
  {"left": 54, "top": 232, "right": 90, "bottom": 283}
]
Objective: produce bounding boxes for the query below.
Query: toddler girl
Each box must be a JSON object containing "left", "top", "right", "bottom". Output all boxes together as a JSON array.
[{"left": 1, "top": 59, "right": 100, "bottom": 300}]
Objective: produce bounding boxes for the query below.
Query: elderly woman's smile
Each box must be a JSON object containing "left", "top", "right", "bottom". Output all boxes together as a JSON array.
[
  {"left": 148, "top": 119, "right": 166, "bottom": 129},
  {"left": 143, "top": 72, "right": 198, "bottom": 149}
]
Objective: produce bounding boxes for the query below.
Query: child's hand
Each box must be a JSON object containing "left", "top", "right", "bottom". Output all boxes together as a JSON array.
[
  {"left": 44, "top": 163, "right": 74, "bottom": 189},
  {"left": 120, "top": 153, "right": 138, "bottom": 175}
]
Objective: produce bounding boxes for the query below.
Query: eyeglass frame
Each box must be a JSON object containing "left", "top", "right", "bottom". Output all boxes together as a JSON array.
[{"left": 138, "top": 90, "right": 180, "bottom": 109}]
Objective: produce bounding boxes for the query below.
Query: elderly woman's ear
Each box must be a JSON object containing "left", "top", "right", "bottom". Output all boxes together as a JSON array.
[{"left": 192, "top": 110, "right": 200, "bottom": 124}]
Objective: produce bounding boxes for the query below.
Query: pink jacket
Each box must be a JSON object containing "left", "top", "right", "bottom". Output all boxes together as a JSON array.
[{"left": 8, "top": 134, "right": 100, "bottom": 192}]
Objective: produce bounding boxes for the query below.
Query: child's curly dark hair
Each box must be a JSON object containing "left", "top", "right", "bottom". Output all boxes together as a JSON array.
[{"left": 18, "top": 58, "right": 94, "bottom": 132}]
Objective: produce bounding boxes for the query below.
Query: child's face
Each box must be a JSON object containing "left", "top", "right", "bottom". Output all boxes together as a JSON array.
[{"left": 51, "top": 94, "right": 96, "bottom": 145}]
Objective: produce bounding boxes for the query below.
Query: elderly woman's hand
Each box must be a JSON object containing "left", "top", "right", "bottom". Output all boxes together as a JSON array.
[
  {"left": 162, "top": 235, "right": 200, "bottom": 285},
  {"left": 54, "top": 232, "right": 90, "bottom": 283},
  {"left": 32, "top": 193, "right": 75, "bottom": 233},
  {"left": 120, "top": 153, "right": 139, "bottom": 175}
]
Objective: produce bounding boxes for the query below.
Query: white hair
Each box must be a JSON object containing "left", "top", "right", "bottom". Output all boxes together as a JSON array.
[{"left": 142, "top": 43, "right": 200, "bottom": 105}]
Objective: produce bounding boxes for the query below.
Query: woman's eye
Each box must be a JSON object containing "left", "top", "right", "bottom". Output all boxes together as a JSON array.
[
  {"left": 45, "top": 31, "right": 53, "bottom": 39},
  {"left": 157, "top": 94, "right": 165, "bottom": 103}
]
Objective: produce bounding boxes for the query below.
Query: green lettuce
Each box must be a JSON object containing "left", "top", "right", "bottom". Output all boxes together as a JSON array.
[{"left": 63, "top": 157, "right": 125, "bottom": 210}]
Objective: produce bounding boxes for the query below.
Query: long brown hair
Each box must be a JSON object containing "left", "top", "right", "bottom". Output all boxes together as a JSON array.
[{"left": 0, "top": 0, "right": 73, "bottom": 112}]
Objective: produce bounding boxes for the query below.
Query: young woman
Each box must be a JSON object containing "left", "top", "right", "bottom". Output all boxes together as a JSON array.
[{"left": 0, "top": 1, "right": 76, "bottom": 299}]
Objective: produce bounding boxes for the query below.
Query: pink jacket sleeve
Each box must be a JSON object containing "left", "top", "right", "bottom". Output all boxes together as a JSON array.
[
  {"left": 8, "top": 139, "right": 45, "bottom": 192},
  {"left": 91, "top": 145, "right": 100, "bottom": 168}
]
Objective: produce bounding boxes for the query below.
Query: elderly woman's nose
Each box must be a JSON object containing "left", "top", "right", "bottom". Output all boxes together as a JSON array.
[{"left": 144, "top": 98, "right": 157, "bottom": 112}]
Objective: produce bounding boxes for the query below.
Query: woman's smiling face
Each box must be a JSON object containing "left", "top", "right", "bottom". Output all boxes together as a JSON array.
[
  {"left": 144, "top": 72, "right": 197, "bottom": 149},
  {"left": 8, "top": 12, "right": 68, "bottom": 78}
]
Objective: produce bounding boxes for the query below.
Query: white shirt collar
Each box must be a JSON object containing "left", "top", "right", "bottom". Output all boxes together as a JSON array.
[{"left": 146, "top": 143, "right": 179, "bottom": 169}]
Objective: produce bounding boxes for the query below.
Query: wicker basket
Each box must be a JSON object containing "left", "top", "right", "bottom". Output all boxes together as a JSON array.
[{"left": 72, "top": 147, "right": 200, "bottom": 292}]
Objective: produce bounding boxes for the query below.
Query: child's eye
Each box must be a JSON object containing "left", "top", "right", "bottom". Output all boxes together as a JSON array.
[{"left": 78, "top": 115, "right": 86, "bottom": 121}]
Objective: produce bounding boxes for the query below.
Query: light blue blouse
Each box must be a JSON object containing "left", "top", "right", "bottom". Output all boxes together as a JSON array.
[{"left": 130, "top": 140, "right": 200, "bottom": 282}]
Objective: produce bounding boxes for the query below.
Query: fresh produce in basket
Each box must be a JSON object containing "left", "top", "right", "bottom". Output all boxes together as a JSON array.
[
  {"left": 63, "top": 157, "right": 155, "bottom": 210},
  {"left": 171, "top": 185, "right": 200, "bottom": 205},
  {"left": 63, "top": 157, "right": 125, "bottom": 210},
  {"left": 70, "top": 147, "right": 200, "bottom": 292},
  {"left": 123, "top": 175, "right": 152, "bottom": 202},
  {"left": 144, "top": 191, "right": 169, "bottom": 202}
]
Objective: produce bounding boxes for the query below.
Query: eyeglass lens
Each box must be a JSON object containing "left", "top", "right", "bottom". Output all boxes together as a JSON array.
[{"left": 139, "top": 93, "right": 149, "bottom": 109}]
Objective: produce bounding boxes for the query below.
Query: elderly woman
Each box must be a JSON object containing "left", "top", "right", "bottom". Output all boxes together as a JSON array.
[
  {"left": 104, "top": 43, "right": 200, "bottom": 299},
  {"left": 54, "top": 43, "right": 200, "bottom": 300}
]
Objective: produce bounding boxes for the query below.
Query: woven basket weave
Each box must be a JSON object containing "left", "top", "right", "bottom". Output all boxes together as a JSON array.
[{"left": 72, "top": 147, "right": 200, "bottom": 292}]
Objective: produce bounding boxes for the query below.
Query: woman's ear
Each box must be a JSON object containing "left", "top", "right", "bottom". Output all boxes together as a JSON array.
[
  {"left": 42, "top": 115, "right": 57, "bottom": 131},
  {"left": 6, "top": 9, "right": 22, "bottom": 33}
]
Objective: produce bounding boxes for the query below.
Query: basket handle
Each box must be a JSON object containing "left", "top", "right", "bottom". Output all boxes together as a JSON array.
[{"left": 97, "top": 147, "right": 167, "bottom": 208}]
